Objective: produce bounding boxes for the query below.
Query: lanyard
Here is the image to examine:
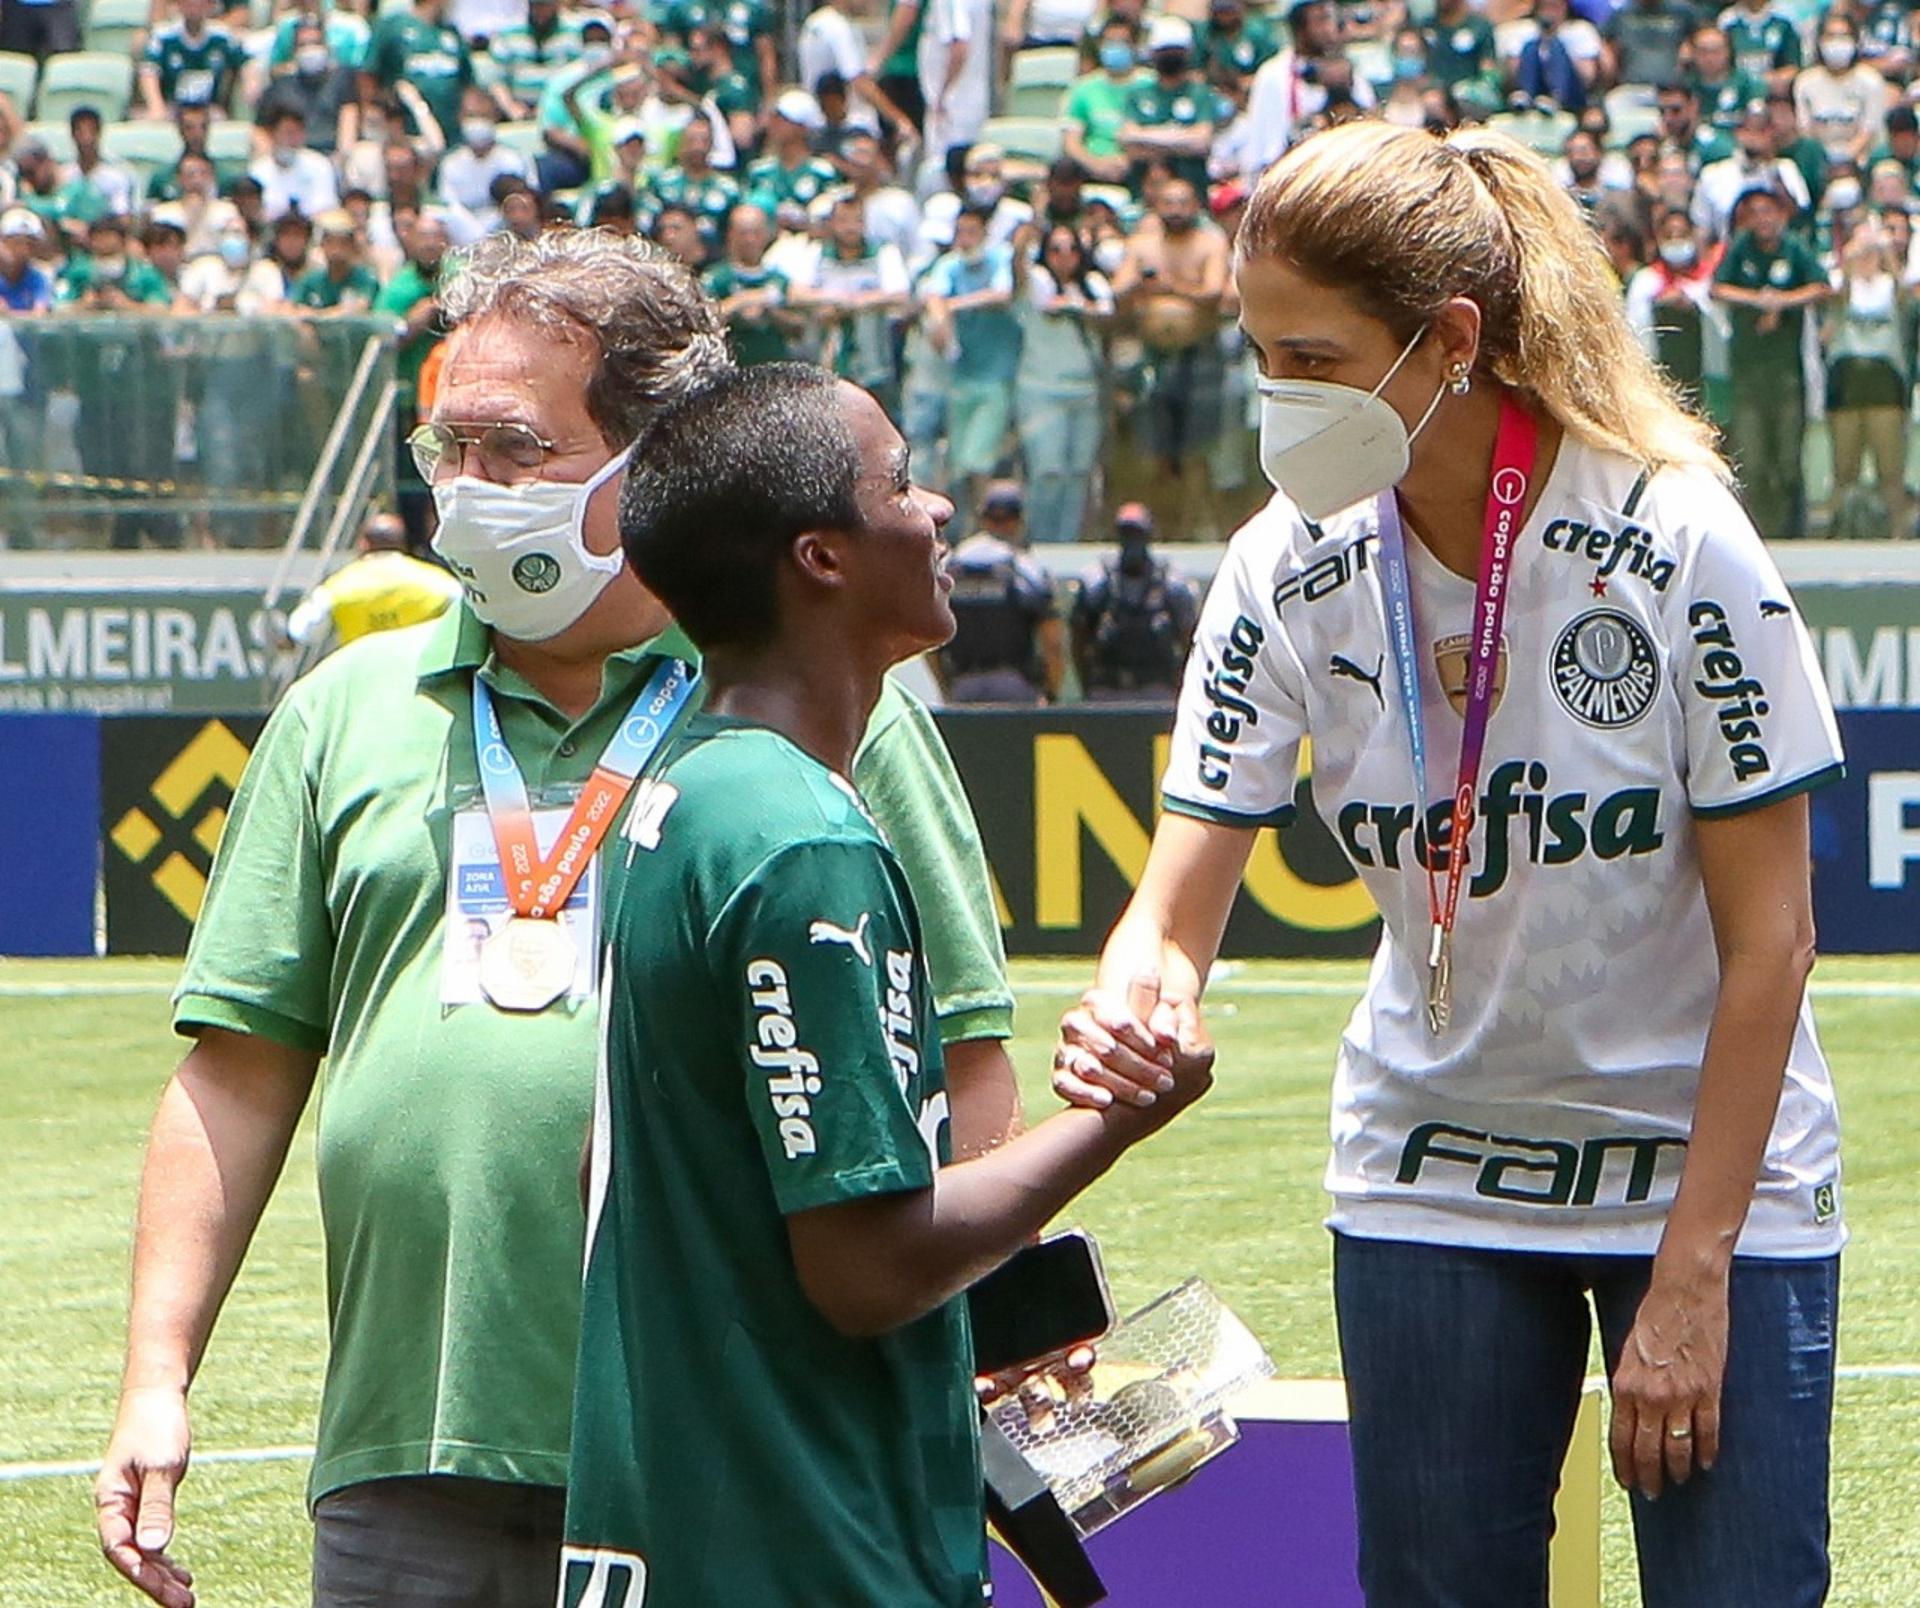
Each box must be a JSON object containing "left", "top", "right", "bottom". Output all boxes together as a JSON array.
[
  {"left": 472, "top": 655, "right": 699, "bottom": 921},
  {"left": 1374, "top": 395, "right": 1538, "bottom": 1034}
]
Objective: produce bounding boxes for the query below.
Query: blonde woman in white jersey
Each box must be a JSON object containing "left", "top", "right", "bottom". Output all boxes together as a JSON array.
[{"left": 1058, "top": 120, "right": 1845, "bottom": 1608}]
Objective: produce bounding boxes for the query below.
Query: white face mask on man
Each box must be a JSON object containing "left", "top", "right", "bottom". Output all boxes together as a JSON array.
[
  {"left": 431, "top": 448, "right": 632, "bottom": 641},
  {"left": 1256, "top": 326, "right": 1450, "bottom": 521}
]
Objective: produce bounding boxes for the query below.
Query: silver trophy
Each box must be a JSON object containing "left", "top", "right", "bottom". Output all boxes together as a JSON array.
[{"left": 986, "top": 1277, "right": 1276, "bottom": 1539}]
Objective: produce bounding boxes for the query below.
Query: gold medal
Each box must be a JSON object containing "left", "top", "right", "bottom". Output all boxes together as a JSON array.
[{"left": 479, "top": 916, "right": 578, "bottom": 1013}]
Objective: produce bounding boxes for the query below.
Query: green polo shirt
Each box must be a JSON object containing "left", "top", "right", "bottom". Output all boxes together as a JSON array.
[
  {"left": 291, "top": 264, "right": 381, "bottom": 310},
  {"left": 1715, "top": 227, "right": 1825, "bottom": 377},
  {"left": 366, "top": 10, "right": 473, "bottom": 141},
  {"left": 1064, "top": 70, "right": 1141, "bottom": 159},
  {"left": 173, "top": 605, "right": 1012, "bottom": 1506},
  {"left": 1123, "top": 76, "right": 1230, "bottom": 193}
]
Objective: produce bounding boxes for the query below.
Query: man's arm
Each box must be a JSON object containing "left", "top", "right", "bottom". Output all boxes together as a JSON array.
[{"left": 96, "top": 1029, "right": 320, "bottom": 1608}]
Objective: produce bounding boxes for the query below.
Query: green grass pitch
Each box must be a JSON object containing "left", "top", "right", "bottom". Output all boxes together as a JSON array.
[{"left": 3, "top": 956, "right": 1917, "bottom": 1606}]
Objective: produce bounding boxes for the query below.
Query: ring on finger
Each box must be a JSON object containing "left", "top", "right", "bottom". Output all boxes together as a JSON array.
[{"left": 1667, "top": 1423, "right": 1693, "bottom": 1441}]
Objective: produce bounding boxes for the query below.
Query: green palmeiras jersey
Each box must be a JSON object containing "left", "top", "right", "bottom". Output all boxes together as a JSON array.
[{"left": 564, "top": 715, "right": 987, "bottom": 1608}]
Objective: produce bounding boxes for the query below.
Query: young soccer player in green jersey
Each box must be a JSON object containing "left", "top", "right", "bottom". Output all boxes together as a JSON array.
[{"left": 562, "top": 363, "right": 1213, "bottom": 1607}]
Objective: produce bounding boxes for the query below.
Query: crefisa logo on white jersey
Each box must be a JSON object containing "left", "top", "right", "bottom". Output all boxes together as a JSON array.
[{"left": 1551, "top": 609, "right": 1659, "bottom": 729}]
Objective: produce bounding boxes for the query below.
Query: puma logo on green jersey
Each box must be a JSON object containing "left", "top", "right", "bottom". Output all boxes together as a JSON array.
[
  {"left": 810, "top": 912, "right": 873, "bottom": 965},
  {"left": 746, "top": 959, "right": 820, "bottom": 1159}
]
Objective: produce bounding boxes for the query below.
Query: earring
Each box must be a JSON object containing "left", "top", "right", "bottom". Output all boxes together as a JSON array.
[{"left": 1448, "top": 363, "right": 1472, "bottom": 396}]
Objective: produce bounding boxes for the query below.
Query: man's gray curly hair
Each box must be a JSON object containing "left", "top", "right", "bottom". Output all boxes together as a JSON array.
[{"left": 439, "top": 229, "right": 734, "bottom": 449}]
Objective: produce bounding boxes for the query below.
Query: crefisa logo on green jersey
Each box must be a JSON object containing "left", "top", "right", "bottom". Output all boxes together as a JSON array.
[
  {"left": 746, "top": 959, "right": 820, "bottom": 1159},
  {"left": 1336, "top": 758, "right": 1664, "bottom": 896}
]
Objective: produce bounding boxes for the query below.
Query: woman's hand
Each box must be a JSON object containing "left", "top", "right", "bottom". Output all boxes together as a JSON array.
[
  {"left": 1607, "top": 1267, "right": 1730, "bottom": 1500},
  {"left": 1052, "top": 972, "right": 1190, "bottom": 1111}
]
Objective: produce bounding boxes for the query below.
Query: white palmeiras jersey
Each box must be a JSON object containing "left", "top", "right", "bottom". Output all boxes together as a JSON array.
[{"left": 1163, "top": 438, "right": 1847, "bottom": 1256}]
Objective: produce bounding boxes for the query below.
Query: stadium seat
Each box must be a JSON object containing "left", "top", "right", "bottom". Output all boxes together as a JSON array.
[
  {"left": 1006, "top": 45, "right": 1076, "bottom": 119},
  {"left": 1487, "top": 107, "right": 1575, "bottom": 155},
  {"left": 494, "top": 119, "right": 543, "bottom": 158},
  {"left": 24, "top": 119, "right": 79, "bottom": 162},
  {"left": 83, "top": 0, "right": 149, "bottom": 61},
  {"left": 1346, "top": 37, "right": 1391, "bottom": 93},
  {"left": 204, "top": 117, "right": 254, "bottom": 165},
  {"left": 0, "top": 49, "right": 38, "bottom": 116},
  {"left": 102, "top": 118, "right": 184, "bottom": 187},
  {"left": 1601, "top": 83, "right": 1661, "bottom": 148},
  {"left": 978, "top": 114, "right": 1062, "bottom": 166},
  {"left": 35, "top": 50, "right": 135, "bottom": 122}
]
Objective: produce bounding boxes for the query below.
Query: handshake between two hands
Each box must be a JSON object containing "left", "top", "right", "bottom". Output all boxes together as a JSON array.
[{"left": 1052, "top": 971, "right": 1217, "bottom": 1128}]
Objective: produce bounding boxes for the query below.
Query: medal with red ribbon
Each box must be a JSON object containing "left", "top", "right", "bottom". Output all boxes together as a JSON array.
[{"left": 1374, "top": 396, "right": 1539, "bottom": 1035}]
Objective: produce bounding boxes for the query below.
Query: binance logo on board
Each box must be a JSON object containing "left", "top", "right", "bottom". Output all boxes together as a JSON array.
[{"left": 109, "top": 721, "right": 251, "bottom": 920}]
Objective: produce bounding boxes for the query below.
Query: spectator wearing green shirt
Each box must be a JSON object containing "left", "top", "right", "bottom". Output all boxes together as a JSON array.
[
  {"left": 1767, "top": 90, "right": 1830, "bottom": 206},
  {"left": 1717, "top": 0, "right": 1800, "bottom": 91},
  {"left": 1064, "top": 14, "right": 1144, "bottom": 183},
  {"left": 704, "top": 202, "right": 802, "bottom": 364},
  {"left": 93, "top": 230, "right": 1022, "bottom": 1606},
  {"left": 59, "top": 109, "right": 138, "bottom": 225},
  {"left": 1603, "top": 0, "right": 1697, "bottom": 91},
  {"left": 746, "top": 91, "right": 841, "bottom": 230},
  {"left": 574, "top": 119, "right": 656, "bottom": 229},
  {"left": 1199, "top": 0, "right": 1278, "bottom": 81},
  {"left": 1656, "top": 82, "right": 1735, "bottom": 173},
  {"left": 647, "top": 114, "right": 740, "bottom": 253},
  {"left": 488, "top": 0, "right": 584, "bottom": 115},
  {"left": 660, "top": 25, "right": 761, "bottom": 151},
  {"left": 143, "top": 104, "right": 235, "bottom": 202},
  {"left": 922, "top": 207, "right": 1021, "bottom": 517},
  {"left": 1423, "top": 0, "right": 1501, "bottom": 115},
  {"left": 1870, "top": 103, "right": 1920, "bottom": 189},
  {"left": 1687, "top": 27, "right": 1763, "bottom": 133},
  {"left": 57, "top": 215, "right": 181, "bottom": 549},
  {"left": 373, "top": 213, "right": 448, "bottom": 542},
  {"left": 652, "top": 0, "right": 778, "bottom": 108},
  {"left": 530, "top": 13, "right": 614, "bottom": 190},
  {"left": 1120, "top": 17, "right": 1229, "bottom": 197},
  {"left": 292, "top": 213, "right": 381, "bottom": 312},
  {"left": 138, "top": 0, "right": 247, "bottom": 118},
  {"left": 255, "top": 18, "right": 361, "bottom": 157},
  {"left": 363, "top": 0, "right": 474, "bottom": 143},
  {"left": 268, "top": 0, "right": 372, "bottom": 72},
  {"left": 868, "top": 0, "right": 928, "bottom": 127},
  {"left": 1712, "top": 183, "right": 1830, "bottom": 536}
]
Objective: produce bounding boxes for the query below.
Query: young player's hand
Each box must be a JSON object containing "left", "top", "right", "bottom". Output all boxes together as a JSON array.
[
  {"left": 96, "top": 1386, "right": 196, "bottom": 1608},
  {"left": 1054, "top": 972, "right": 1212, "bottom": 1128}
]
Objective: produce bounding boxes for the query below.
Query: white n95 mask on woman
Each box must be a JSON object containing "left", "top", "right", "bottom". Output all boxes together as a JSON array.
[
  {"left": 1256, "top": 326, "right": 1446, "bottom": 521},
  {"left": 432, "top": 448, "right": 631, "bottom": 642}
]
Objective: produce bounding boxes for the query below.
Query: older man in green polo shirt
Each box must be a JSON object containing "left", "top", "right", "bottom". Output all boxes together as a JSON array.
[{"left": 93, "top": 230, "right": 1022, "bottom": 1608}]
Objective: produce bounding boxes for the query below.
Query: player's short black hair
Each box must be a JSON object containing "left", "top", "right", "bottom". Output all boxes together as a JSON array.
[{"left": 621, "top": 363, "right": 863, "bottom": 651}]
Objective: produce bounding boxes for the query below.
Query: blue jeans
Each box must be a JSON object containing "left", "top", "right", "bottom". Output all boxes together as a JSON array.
[
  {"left": 1331, "top": 1233, "right": 1838, "bottom": 1608},
  {"left": 1016, "top": 377, "right": 1101, "bottom": 543}
]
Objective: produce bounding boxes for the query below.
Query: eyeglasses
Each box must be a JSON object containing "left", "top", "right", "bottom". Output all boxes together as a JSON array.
[{"left": 407, "top": 420, "right": 558, "bottom": 485}]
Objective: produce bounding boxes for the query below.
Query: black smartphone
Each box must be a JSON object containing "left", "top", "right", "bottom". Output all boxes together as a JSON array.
[{"left": 968, "top": 1230, "right": 1115, "bottom": 1378}]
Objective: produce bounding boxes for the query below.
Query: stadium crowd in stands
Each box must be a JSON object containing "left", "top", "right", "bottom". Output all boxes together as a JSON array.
[{"left": 3, "top": 0, "right": 1920, "bottom": 547}]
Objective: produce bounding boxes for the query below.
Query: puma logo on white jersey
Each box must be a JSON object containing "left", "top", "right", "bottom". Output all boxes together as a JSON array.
[{"left": 808, "top": 912, "right": 873, "bottom": 966}]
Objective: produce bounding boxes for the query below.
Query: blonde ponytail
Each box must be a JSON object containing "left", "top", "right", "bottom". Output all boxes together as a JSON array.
[{"left": 1238, "top": 121, "right": 1728, "bottom": 481}]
